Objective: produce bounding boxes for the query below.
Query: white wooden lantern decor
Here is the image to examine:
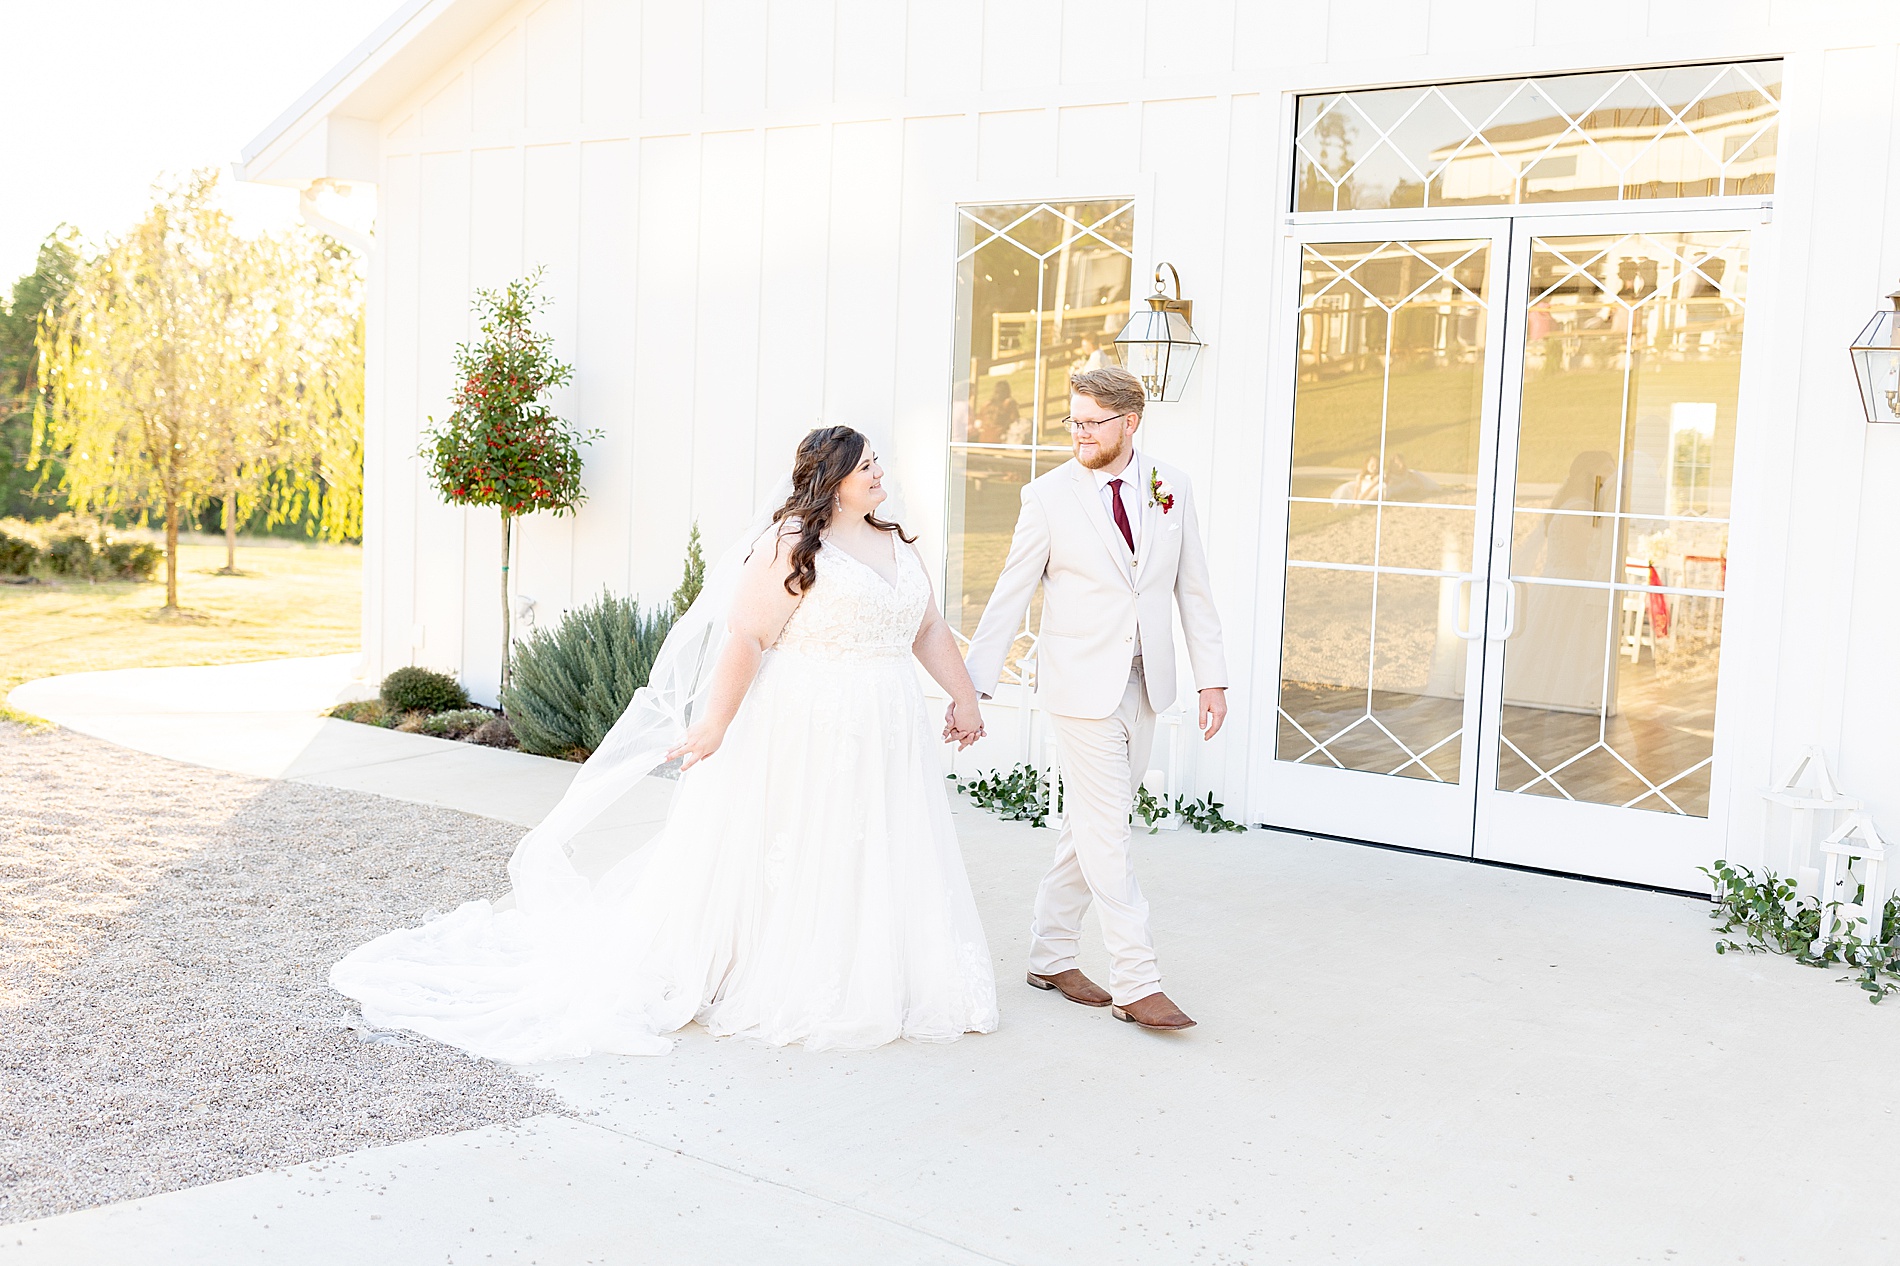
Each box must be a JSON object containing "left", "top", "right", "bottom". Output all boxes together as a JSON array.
[
  {"left": 1761, "top": 745, "right": 1859, "bottom": 900},
  {"left": 1816, "top": 813, "right": 1891, "bottom": 952}
]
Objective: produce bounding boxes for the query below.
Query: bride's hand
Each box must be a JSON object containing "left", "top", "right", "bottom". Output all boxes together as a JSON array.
[
  {"left": 665, "top": 720, "right": 726, "bottom": 770},
  {"left": 948, "top": 697, "right": 985, "bottom": 750}
]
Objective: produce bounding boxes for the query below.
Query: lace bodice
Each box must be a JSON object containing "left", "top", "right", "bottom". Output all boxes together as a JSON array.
[{"left": 774, "top": 537, "right": 929, "bottom": 662}]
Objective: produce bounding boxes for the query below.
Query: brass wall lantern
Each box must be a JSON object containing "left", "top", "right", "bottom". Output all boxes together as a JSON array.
[
  {"left": 1113, "top": 263, "right": 1205, "bottom": 402},
  {"left": 1849, "top": 284, "right": 1900, "bottom": 423}
]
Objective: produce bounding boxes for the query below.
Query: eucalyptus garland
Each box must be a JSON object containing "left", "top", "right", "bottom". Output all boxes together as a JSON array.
[
  {"left": 951, "top": 764, "right": 1247, "bottom": 835},
  {"left": 1702, "top": 859, "right": 1900, "bottom": 1003}
]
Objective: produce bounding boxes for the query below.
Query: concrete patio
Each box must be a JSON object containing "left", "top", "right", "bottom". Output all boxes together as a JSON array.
[{"left": 5, "top": 657, "right": 1893, "bottom": 1265}]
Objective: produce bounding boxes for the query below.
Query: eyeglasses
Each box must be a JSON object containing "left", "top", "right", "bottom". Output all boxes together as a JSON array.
[{"left": 1062, "top": 413, "right": 1133, "bottom": 434}]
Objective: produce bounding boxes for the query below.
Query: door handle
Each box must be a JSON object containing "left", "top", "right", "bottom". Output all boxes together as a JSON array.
[
  {"left": 1490, "top": 578, "right": 1520, "bottom": 641},
  {"left": 1453, "top": 576, "right": 1481, "bottom": 640}
]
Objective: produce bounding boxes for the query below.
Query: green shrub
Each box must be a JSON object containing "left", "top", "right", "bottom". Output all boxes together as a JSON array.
[
  {"left": 380, "top": 666, "right": 469, "bottom": 713},
  {"left": 99, "top": 539, "right": 160, "bottom": 580},
  {"left": 0, "top": 530, "right": 37, "bottom": 576},
  {"left": 501, "top": 590, "right": 673, "bottom": 758},
  {"left": 418, "top": 707, "right": 496, "bottom": 740},
  {"left": 44, "top": 532, "right": 95, "bottom": 576},
  {"left": 328, "top": 698, "right": 396, "bottom": 727},
  {"left": 3, "top": 516, "right": 160, "bottom": 582}
]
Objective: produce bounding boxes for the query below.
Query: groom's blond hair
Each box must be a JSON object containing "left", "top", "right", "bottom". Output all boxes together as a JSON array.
[{"left": 1069, "top": 365, "right": 1146, "bottom": 418}]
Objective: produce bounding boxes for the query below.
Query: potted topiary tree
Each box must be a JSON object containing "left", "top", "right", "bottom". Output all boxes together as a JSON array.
[{"left": 421, "top": 270, "right": 597, "bottom": 691}]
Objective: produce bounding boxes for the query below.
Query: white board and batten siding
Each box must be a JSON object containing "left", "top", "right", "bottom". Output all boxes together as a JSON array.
[{"left": 338, "top": 0, "right": 1900, "bottom": 874}]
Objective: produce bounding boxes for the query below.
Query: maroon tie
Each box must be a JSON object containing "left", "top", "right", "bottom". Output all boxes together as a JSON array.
[{"left": 1107, "top": 478, "right": 1135, "bottom": 554}]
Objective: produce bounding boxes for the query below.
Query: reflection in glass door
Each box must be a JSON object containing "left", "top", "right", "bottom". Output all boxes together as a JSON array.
[
  {"left": 1279, "top": 240, "right": 1491, "bottom": 780},
  {"left": 1496, "top": 232, "right": 1744, "bottom": 816},
  {"left": 1266, "top": 217, "right": 1754, "bottom": 888},
  {"left": 1268, "top": 229, "right": 1508, "bottom": 856},
  {"left": 1474, "top": 226, "right": 1751, "bottom": 889},
  {"left": 946, "top": 200, "right": 1135, "bottom": 685}
]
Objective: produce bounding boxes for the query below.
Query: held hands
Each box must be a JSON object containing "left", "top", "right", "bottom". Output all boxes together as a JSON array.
[
  {"left": 1198, "top": 687, "right": 1228, "bottom": 741},
  {"left": 665, "top": 719, "right": 727, "bottom": 771},
  {"left": 941, "top": 697, "right": 986, "bottom": 750}
]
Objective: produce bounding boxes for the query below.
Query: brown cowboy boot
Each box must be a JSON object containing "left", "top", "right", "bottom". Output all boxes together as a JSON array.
[
  {"left": 1025, "top": 969, "right": 1112, "bottom": 1008},
  {"left": 1111, "top": 991, "right": 1196, "bottom": 1030}
]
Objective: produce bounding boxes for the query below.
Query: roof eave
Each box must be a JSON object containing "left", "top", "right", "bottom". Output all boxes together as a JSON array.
[{"left": 234, "top": 0, "right": 518, "bottom": 188}]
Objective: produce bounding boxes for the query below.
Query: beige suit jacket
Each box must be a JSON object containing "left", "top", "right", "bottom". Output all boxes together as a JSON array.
[{"left": 965, "top": 455, "right": 1228, "bottom": 720}]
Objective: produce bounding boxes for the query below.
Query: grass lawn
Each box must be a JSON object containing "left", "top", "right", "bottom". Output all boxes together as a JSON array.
[{"left": 0, "top": 537, "right": 361, "bottom": 724}]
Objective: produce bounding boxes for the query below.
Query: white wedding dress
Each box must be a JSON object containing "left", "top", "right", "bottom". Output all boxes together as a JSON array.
[{"left": 332, "top": 536, "right": 999, "bottom": 1062}]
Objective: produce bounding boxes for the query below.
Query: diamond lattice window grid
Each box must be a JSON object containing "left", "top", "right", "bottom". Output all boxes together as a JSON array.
[
  {"left": 1276, "top": 239, "right": 1494, "bottom": 785},
  {"left": 1494, "top": 232, "right": 1749, "bottom": 818},
  {"left": 1293, "top": 61, "right": 1782, "bottom": 213}
]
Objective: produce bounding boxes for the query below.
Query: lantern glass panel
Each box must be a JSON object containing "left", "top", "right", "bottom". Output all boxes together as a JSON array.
[
  {"left": 1159, "top": 340, "right": 1202, "bottom": 401},
  {"left": 1850, "top": 309, "right": 1900, "bottom": 423},
  {"left": 1113, "top": 305, "right": 1205, "bottom": 402}
]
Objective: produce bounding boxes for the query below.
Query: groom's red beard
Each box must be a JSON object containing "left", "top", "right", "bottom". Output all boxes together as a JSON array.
[{"left": 1074, "top": 430, "right": 1129, "bottom": 470}]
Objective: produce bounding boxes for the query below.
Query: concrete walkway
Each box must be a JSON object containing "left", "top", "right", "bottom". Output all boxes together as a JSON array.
[
  {"left": 6, "top": 658, "right": 1895, "bottom": 1265},
  {"left": 8, "top": 655, "right": 578, "bottom": 825}
]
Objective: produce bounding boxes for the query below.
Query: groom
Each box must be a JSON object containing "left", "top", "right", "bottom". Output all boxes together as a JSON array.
[{"left": 961, "top": 366, "right": 1228, "bottom": 1031}]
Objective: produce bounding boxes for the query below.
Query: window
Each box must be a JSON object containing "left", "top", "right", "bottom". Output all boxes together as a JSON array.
[
  {"left": 945, "top": 199, "right": 1135, "bottom": 679},
  {"left": 1294, "top": 61, "right": 1782, "bottom": 213}
]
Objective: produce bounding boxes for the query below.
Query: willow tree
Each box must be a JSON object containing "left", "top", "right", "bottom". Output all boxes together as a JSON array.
[
  {"left": 199, "top": 228, "right": 277, "bottom": 573},
  {"left": 35, "top": 174, "right": 236, "bottom": 607},
  {"left": 35, "top": 171, "right": 365, "bottom": 601},
  {"left": 227, "top": 231, "right": 366, "bottom": 563}
]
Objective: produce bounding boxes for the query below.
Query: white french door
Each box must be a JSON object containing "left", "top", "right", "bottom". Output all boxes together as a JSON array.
[{"left": 1259, "top": 209, "right": 1757, "bottom": 891}]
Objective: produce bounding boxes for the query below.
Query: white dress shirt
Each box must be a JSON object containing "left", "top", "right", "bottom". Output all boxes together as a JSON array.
[{"left": 1093, "top": 453, "right": 1142, "bottom": 657}]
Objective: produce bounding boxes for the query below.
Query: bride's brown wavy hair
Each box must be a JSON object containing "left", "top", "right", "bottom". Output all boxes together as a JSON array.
[{"left": 770, "top": 425, "right": 915, "bottom": 595}]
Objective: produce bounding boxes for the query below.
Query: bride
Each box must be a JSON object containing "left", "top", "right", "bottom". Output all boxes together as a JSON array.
[{"left": 332, "top": 426, "right": 1000, "bottom": 1062}]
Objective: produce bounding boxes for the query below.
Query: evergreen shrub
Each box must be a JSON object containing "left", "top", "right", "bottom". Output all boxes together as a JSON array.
[
  {"left": 99, "top": 539, "right": 160, "bottom": 580},
  {"left": 501, "top": 590, "right": 673, "bottom": 759},
  {"left": 43, "top": 532, "right": 94, "bottom": 576},
  {"left": 380, "top": 666, "right": 469, "bottom": 714},
  {"left": 0, "top": 529, "right": 37, "bottom": 576},
  {"left": 5, "top": 515, "right": 159, "bottom": 581}
]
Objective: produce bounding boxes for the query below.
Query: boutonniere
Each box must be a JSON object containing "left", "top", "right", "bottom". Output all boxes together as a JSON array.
[{"left": 1149, "top": 467, "right": 1175, "bottom": 514}]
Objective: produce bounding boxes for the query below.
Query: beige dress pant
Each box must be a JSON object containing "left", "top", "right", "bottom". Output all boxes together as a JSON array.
[{"left": 1031, "top": 660, "right": 1160, "bottom": 1006}]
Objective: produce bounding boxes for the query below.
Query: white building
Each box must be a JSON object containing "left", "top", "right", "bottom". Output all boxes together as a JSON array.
[{"left": 239, "top": 0, "right": 1900, "bottom": 895}]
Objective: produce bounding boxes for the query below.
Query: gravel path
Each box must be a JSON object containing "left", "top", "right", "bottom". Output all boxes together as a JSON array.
[{"left": 0, "top": 722, "right": 563, "bottom": 1224}]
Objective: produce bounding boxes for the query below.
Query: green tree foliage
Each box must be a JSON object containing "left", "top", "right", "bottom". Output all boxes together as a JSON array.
[
  {"left": 501, "top": 591, "right": 672, "bottom": 759},
  {"left": 248, "top": 232, "right": 364, "bottom": 551},
  {"left": 0, "top": 229, "right": 80, "bottom": 519},
  {"left": 421, "top": 269, "right": 596, "bottom": 689},
  {"left": 197, "top": 227, "right": 365, "bottom": 571},
  {"left": 33, "top": 171, "right": 365, "bottom": 605}
]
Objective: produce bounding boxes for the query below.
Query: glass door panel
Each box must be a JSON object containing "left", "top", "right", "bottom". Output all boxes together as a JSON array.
[
  {"left": 1261, "top": 213, "right": 1753, "bottom": 887},
  {"left": 1497, "top": 231, "right": 1745, "bottom": 816},
  {"left": 1278, "top": 238, "right": 1491, "bottom": 783},
  {"left": 1266, "top": 227, "right": 1509, "bottom": 855},
  {"left": 1474, "top": 219, "right": 1753, "bottom": 890}
]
